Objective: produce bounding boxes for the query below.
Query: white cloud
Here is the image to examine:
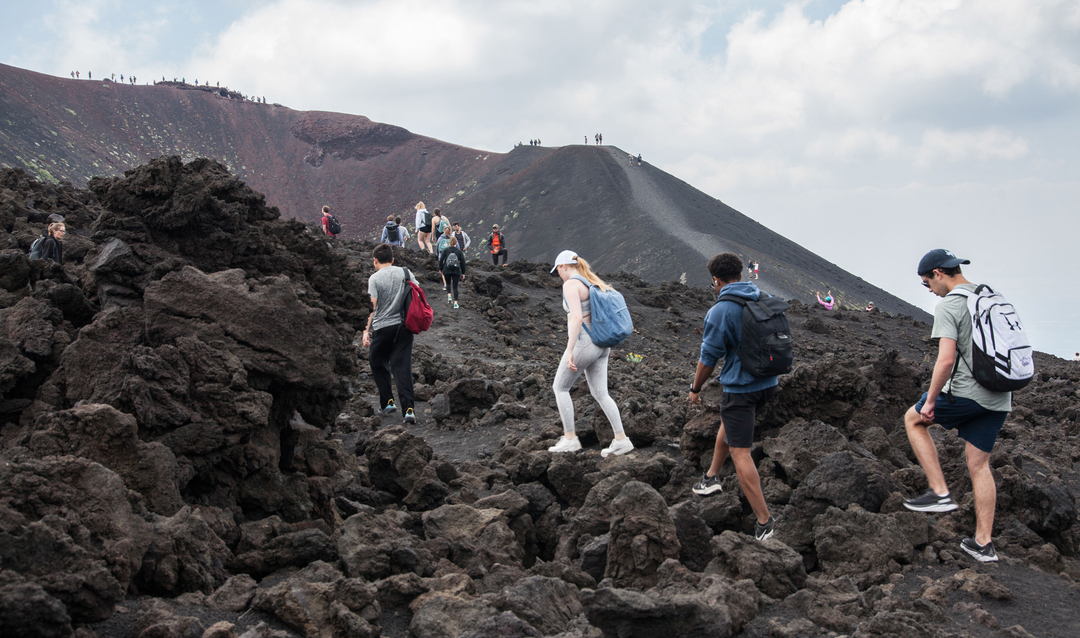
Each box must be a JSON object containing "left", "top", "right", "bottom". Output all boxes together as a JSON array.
[{"left": 917, "top": 127, "right": 1029, "bottom": 164}]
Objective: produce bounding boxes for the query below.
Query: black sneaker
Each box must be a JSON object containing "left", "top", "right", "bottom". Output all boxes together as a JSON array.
[
  {"left": 381, "top": 400, "right": 398, "bottom": 415},
  {"left": 403, "top": 408, "right": 416, "bottom": 424},
  {"left": 692, "top": 473, "right": 723, "bottom": 495},
  {"left": 754, "top": 516, "right": 776, "bottom": 542},
  {"left": 903, "top": 489, "right": 958, "bottom": 512},
  {"left": 960, "top": 537, "right": 999, "bottom": 562}
]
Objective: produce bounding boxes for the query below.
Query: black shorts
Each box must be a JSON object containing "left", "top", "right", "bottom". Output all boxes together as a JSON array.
[
  {"left": 419, "top": 225, "right": 432, "bottom": 234},
  {"left": 720, "top": 386, "right": 778, "bottom": 448}
]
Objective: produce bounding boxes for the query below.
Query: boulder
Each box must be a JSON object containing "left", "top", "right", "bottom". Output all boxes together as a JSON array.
[
  {"left": 137, "top": 505, "right": 233, "bottom": 595},
  {"left": 0, "top": 570, "right": 72, "bottom": 638},
  {"left": 760, "top": 418, "right": 850, "bottom": 485},
  {"left": 605, "top": 481, "right": 681, "bottom": 588},
  {"left": 668, "top": 500, "right": 714, "bottom": 572},
  {"left": 409, "top": 593, "right": 499, "bottom": 638},
  {"left": 813, "top": 505, "right": 917, "bottom": 587},
  {"left": 0, "top": 456, "right": 152, "bottom": 622},
  {"left": 705, "top": 531, "right": 807, "bottom": 599},
  {"left": 252, "top": 561, "right": 379, "bottom": 638},
  {"left": 489, "top": 575, "right": 582, "bottom": 635},
  {"left": 206, "top": 574, "right": 258, "bottom": 612}
]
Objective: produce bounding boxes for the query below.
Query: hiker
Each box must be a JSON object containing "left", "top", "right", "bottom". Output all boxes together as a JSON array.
[
  {"left": 452, "top": 222, "right": 470, "bottom": 253},
  {"left": 548, "top": 250, "right": 634, "bottom": 457},
  {"left": 748, "top": 258, "right": 755, "bottom": 278},
  {"left": 637, "top": 154, "right": 642, "bottom": 166},
  {"left": 362, "top": 243, "right": 419, "bottom": 424},
  {"left": 816, "top": 291, "right": 834, "bottom": 310},
  {"left": 38, "top": 222, "right": 66, "bottom": 264},
  {"left": 395, "top": 216, "right": 411, "bottom": 244},
  {"left": 902, "top": 250, "right": 1014, "bottom": 563},
  {"left": 320, "top": 206, "right": 338, "bottom": 237},
  {"left": 628, "top": 153, "right": 633, "bottom": 166},
  {"left": 753, "top": 262, "right": 760, "bottom": 279},
  {"left": 414, "top": 202, "right": 434, "bottom": 254},
  {"left": 689, "top": 252, "right": 780, "bottom": 541},
  {"left": 489, "top": 224, "right": 508, "bottom": 266},
  {"left": 381, "top": 215, "right": 404, "bottom": 246},
  {"left": 865, "top": 302, "right": 876, "bottom": 313},
  {"left": 439, "top": 237, "right": 467, "bottom": 309},
  {"left": 432, "top": 208, "right": 451, "bottom": 238},
  {"left": 1074, "top": 352, "right": 1079, "bottom": 362}
]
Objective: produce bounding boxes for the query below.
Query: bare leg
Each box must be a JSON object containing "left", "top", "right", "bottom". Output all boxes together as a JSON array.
[
  {"left": 731, "top": 447, "right": 770, "bottom": 524},
  {"left": 966, "top": 442, "right": 996, "bottom": 545},
  {"left": 904, "top": 406, "right": 950, "bottom": 495},
  {"left": 706, "top": 422, "right": 730, "bottom": 476}
]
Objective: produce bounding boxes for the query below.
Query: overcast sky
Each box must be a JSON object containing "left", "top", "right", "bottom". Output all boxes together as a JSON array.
[{"left": 4, "top": 0, "right": 1079, "bottom": 358}]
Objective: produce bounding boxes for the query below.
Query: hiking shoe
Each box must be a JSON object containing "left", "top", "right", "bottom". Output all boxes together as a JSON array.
[
  {"left": 381, "top": 400, "right": 397, "bottom": 415},
  {"left": 453, "top": 302, "right": 459, "bottom": 309},
  {"left": 903, "top": 489, "right": 958, "bottom": 512},
  {"left": 403, "top": 408, "right": 416, "bottom": 424},
  {"left": 692, "top": 473, "right": 723, "bottom": 495},
  {"left": 960, "top": 537, "right": 999, "bottom": 563},
  {"left": 754, "top": 516, "right": 776, "bottom": 542},
  {"left": 547, "top": 437, "right": 582, "bottom": 453},
  {"left": 447, "top": 293, "right": 453, "bottom": 304},
  {"left": 601, "top": 438, "right": 634, "bottom": 458}
]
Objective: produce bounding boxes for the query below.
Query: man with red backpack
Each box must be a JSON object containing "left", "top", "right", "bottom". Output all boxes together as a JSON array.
[
  {"left": 362, "top": 244, "right": 419, "bottom": 424},
  {"left": 489, "top": 224, "right": 508, "bottom": 266}
]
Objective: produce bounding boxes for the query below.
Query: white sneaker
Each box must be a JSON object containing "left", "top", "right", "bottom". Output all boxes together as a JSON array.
[
  {"left": 601, "top": 438, "right": 634, "bottom": 458},
  {"left": 547, "top": 437, "right": 582, "bottom": 453}
]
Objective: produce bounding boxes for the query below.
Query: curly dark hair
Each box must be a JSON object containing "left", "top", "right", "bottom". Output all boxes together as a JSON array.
[{"left": 707, "top": 252, "right": 743, "bottom": 284}]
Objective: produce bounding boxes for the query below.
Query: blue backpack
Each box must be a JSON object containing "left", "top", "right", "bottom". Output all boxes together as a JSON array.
[{"left": 570, "top": 275, "right": 633, "bottom": 347}]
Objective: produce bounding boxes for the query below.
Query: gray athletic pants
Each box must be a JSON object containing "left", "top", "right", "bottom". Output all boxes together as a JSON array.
[{"left": 552, "top": 330, "right": 625, "bottom": 435}]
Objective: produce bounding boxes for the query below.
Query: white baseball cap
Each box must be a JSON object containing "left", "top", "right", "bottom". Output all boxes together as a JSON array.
[{"left": 550, "top": 250, "right": 579, "bottom": 272}]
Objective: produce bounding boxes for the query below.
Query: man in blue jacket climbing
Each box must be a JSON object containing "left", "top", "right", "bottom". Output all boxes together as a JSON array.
[{"left": 688, "top": 252, "right": 778, "bottom": 541}]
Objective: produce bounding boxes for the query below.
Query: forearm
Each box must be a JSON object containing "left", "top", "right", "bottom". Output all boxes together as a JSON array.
[
  {"left": 926, "top": 353, "right": 955, "bottom": 399},
  {"left": 566, "top": 315, "right": 582, "bottom": 352},
  {"left": 691, "top": 361, "right": 716, "bottom": 392}
]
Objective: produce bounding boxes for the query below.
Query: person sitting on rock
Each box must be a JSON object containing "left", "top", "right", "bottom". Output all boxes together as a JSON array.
[
  {"left": 489, "top": 225, "right": 508, "bottom": 266},
  {"left": 689, "top": 252, "right": 778, "bottom": 542},
  {"left": 548, "top": 250, "right": 634, "bottom": 457},
  {"left": 865, "top": 302, "right": 876, "bottom": 313},
  {"left": 816, "top": 291, "right": 834, "bottom": 310}
]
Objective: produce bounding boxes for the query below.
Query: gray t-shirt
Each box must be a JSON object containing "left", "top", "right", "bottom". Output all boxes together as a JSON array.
[
  {"left": 367, "top": 265, "right": 417, "bottom": 331},
  {"left": 932, "top": 283, "right": 1011, "bottom": 412}
]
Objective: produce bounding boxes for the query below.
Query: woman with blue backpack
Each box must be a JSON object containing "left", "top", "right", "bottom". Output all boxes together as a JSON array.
[{"left": 548, "top": 250, "right": 634, "bottom": 457}]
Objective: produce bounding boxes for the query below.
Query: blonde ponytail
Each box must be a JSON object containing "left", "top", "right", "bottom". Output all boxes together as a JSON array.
[{"left": 572, "top": 256, "right": 612, "bottom": 292}]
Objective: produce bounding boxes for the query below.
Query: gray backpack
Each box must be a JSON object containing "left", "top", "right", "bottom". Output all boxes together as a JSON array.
[
  {"left": 29, "top": 236, "right": 47, "bottom": 259},
  {"left": 444, "top": 251, "right": 461, "bottom": 274}
]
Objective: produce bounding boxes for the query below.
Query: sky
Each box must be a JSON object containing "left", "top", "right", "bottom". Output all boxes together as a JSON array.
[{"left": 3, "top": 0, "right": 1079, "bottom": 359}]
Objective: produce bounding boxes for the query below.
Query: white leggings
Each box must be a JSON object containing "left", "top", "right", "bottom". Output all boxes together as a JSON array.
[{"left": 552, "top": 330, "right": 625, "bottom": 435}]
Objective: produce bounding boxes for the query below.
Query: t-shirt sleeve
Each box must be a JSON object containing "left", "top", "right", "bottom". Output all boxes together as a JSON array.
[
  {"left": 931, "top": 296, "right": 964, "bottom": 342},
  {"left": 368, "top": 275, "right": 378, "bottom": 300}
]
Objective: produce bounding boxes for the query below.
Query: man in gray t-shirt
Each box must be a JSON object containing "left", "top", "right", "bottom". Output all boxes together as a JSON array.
[
  {"left": 901, "top": 249, "right": 1011, "bottom": 564},
  {"left": 362, "top": 244, "right": 419, "bottom": 423}
]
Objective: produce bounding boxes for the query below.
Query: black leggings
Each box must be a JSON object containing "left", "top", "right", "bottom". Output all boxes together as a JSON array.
[
  {"left": 445, "top": 273, "right": 460, "bottom": 301},
  {"left": 491, "top": 248, "right": 508, "bottom": 265}
]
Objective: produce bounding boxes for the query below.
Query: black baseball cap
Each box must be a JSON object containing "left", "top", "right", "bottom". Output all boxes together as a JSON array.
[{"left": 917, "top": 249, "right": 969, "bottom": 276}]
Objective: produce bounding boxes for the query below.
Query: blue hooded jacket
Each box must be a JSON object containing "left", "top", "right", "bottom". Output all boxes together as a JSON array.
[{"left": 700, "top": 281, "right": 779, "bottom": 393}]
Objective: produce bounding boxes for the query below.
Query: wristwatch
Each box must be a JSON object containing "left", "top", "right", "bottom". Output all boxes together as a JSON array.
[{"left": 689, "top": 383, "right": 701, "bottom": 393}]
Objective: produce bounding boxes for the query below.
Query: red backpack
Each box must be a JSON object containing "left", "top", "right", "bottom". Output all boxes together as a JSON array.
[{"left": 400, "top": 268, "right": 433, "bottom": 334}]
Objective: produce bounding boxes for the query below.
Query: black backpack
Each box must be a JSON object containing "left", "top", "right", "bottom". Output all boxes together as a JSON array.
[
  {"left": 385, "top": 222, "right": 400, "bottom": 243},
  {"left": 423, "top": 210, "right": 432, "bottom": 228},
  {"left": 327, "top": 215, "right": 342, "bottom": 235},
  {"left": 719, "top": 294, "right": 794, "bottom": 377},
  {"left": 443, "top": 251, "right": 461, "bottom": 274}
]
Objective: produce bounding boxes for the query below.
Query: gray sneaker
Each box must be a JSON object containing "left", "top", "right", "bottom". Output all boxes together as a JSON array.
[
  {"left": 381, "top": 400, "right": 398, "bottom": 415},
  {"left": 960, "top": 537, "right": 998, "bottom": 562},
  {"left": 692, "top": 473, "right": 723, "bottom": 495},
  {"left": 754, "top": 516, "right": 776, "bottom": 542},
  {"left": 903, "top": 489, "right": 958, "bottom": 512}
]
